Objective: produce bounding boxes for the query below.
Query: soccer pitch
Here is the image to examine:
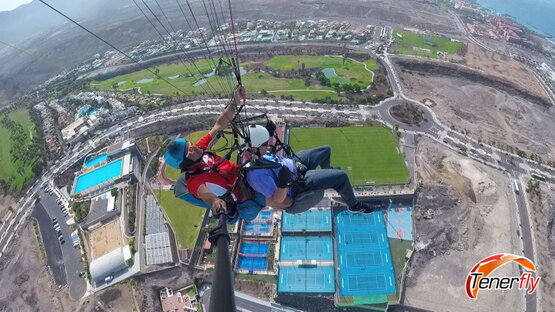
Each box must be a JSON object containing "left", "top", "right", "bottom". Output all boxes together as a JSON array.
[
  {"left": 393, "top": 30, "right": 462, "bottom": 59},
  {"left": 288, "top": 127, "right": 409, "bottom": 185}
]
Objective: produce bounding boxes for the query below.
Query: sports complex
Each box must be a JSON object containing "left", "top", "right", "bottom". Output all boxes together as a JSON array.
[{"left": 156, "top": 123, "right": 414, "bottom": 310}]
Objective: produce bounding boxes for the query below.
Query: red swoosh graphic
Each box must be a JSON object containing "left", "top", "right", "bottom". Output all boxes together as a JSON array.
[{"left": 465, "top": 253, "right": 536, "bottom": 299}]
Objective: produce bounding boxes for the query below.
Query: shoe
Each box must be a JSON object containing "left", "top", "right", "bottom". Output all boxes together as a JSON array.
[{"left": 348, "top": 201, "right": 378, "bottom": 214}]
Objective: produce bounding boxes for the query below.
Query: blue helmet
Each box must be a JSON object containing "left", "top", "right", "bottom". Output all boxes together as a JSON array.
[{"left": 164, "top": 138, "right": 188, "bottom": 169}]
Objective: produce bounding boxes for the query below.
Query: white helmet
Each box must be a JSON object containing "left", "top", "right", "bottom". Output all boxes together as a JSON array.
[{"left": 241, "top": 124, "right": 270, "bottom": 148}]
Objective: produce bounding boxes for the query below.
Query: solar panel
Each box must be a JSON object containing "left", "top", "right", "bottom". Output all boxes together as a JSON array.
[
  {"left": 145, "top": 232, "right": 173, "bottom": 265},
  {"left": 145, "top": 195, "right": 166, "bottom": 235}
]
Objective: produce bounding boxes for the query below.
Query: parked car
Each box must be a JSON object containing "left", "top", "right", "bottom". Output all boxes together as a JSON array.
[
  {"left": 60, "top": 239, "right": 65, "bottom": 245},
  {"left": 104, "top": 275, "right": 113, "bottom": 283}
]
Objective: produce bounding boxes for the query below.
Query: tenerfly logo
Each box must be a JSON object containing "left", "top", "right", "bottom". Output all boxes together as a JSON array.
[{"left": 465, "top": 253, "right": 540, "bottom": 299}]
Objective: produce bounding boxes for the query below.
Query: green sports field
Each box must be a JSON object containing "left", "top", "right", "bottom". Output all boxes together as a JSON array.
[
  {"left": 393, "top": 30, "right": 463, "bottom": 59},
  {"left": 154, "top": 189, "right": 206, "bottom": 249},
  {"left": 0, "top": 108, "right": 39, "bottom": 193},
  {"left": 289, "top": 126, "right": 409, "bottom": 185}
]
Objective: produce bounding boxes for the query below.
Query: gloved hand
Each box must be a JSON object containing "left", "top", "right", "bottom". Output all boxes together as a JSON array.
[
  {"left": 211, "top": 198, "right": 227, "bottom": 216},
  {"left": 277, "top": 165, "right": 292, "bottom": 188},
  {"left": 266, "top": 120, "right": 277, "bottom": 137}
]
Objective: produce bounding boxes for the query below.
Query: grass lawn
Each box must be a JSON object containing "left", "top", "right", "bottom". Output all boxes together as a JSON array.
[
  {"left": 0, "top": 108, "right": 39, "bottom": 193},
  {"left": 268, "top": 90, "right": 340, "bottom": 102},
  {"left": 90, "top": 54, "right": 384, "bottom": 105},
  {"left": 364, "top": 60, "right": 378, "bottom": 71},
  {"left": 388, "top": 238, "right": 413, "bottom": 301},
  {"left": 288, "top": 127, "right": 409, "bottom": 185},
  {"left": 235, "top": 273, "right": 277, "bottom": 284},
  {"left": 164, "top": 165, "right": 181, "bottom": 182},
  {"left": 154, "top": 189, "right": 206, "bottom": 249},
  {"left": 92, "top": 55, "right": 377, "bottom": 102},
  {"left": 264, "top": 55, "right": 374, "bottom": 86},
  {"left": 393, "top": 30, "right": 463, "bottom": 59}
]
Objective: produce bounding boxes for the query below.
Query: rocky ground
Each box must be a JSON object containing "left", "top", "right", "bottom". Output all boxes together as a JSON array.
[
  {"left": 524, "top": 180, "right": 555, "bottom": 312},
  {"left": 404, "top": 137, "right": 522, "bottom": 312},
  {"left": 399, "top": 71, "right": 555, "bottom": 159},
  {"left": 448, "top": 43, "right": 550, "bottom": 101},
  {"left": 235, "top": 279, "right": 276, "bottom": 301}
]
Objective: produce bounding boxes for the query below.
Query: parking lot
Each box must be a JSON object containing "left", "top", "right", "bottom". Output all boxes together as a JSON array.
[{"left": 30, "top": 189, "right": 87, "bottom": 299}]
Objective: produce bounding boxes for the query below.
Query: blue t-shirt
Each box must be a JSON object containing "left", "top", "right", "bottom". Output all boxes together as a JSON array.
[{"left": 246, "top": 153, "right": 296, "bottom": 199}]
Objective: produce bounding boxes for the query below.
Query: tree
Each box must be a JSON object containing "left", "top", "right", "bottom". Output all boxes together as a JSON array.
[{"left": 111, "top": 188, "right": 118, "bottom": 197}]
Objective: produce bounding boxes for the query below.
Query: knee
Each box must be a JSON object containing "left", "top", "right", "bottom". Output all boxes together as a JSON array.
[{"left": 320, "top": 145, "right": 331, "bottom": 156}]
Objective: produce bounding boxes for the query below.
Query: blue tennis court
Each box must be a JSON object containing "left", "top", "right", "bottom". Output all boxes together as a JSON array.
[
  {"left": 278, "top": 266, "right": 335, "bottom": 293},
  {"left": 282, "top": 208, "right": 332, "bottom": 232},
  {"left": 244, "top": 223, "right": 270, "bottom": 233},
  {"left": 237, "top": 256, "right": 267, "bottom": 271},
  {"left": 280, "top": 237, "right": 333, "bottom": 261},
  {"left": 240, "top": 242, "right": 269, "bottom": 256},
  {"left": 386, "top": 202, "right": 413, "bottom": 240},
  {"left": 335, "top": 211, "right": 396, "bottom": 296},
  {"left": 237, "top": 242, "right": 269, "bottom": 271}
]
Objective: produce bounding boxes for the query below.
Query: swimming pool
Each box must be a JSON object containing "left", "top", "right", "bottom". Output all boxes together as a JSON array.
[
  {"left": 74, "top": 159, "right": 123, "bottom": 193},
  {"left": 278, "top": 266, "right": 335, "bottom": 293},
  {"left": 280, "top": 237, "right": 333, "bottom": 261},
  {"left": 85, "top": 154, "right": 108, "bottom": 168},
  {"left": 282, "top": 208, "right": 332, "bottom": 232},
  {"left": 243, "top": 209, "right": 272, "bottom": 234}
]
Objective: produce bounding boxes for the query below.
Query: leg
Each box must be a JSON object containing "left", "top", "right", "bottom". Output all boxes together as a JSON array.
[
  {"left": 295, "top": 145, "right": 331, "bottom": 170},
  {"left": 297, "top": 169, "right": 357, "bottom": 208}
]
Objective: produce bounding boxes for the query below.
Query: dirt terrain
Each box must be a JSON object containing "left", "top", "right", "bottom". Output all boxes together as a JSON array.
[
  {"left": 399, "top": 72, "right": 555, "bottom": 159},
  {"left": 77, "top": 283, "right": 136, "bottom": 312},
  {"left": 525, "top": 181, "right": 555, "bottom": 312},
  {"left": 404, "top": 137, "right": 522, "bottom": 311},
  {"left": 0, "top": 223, "right": 80, "bottom": 312},
  {"left": 448, "top": 43, "right": 549, "bottom": 100},
  {"left": 235, "top": 279, "right": 276, "bottom": 301}
]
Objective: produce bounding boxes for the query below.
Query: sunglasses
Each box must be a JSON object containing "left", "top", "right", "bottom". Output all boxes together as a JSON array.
[{"left": 180, "top": 145, "right": 200, "bottom": 170}]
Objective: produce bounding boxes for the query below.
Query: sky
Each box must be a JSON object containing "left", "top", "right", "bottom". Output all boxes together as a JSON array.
[{"left": 0, "top": 0, "right": 33, "bottom": 12}]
